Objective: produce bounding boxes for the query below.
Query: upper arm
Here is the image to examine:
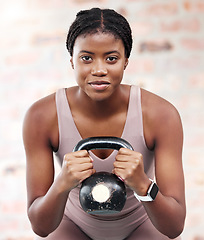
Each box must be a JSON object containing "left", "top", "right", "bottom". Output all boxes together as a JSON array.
[
  {"left": 154, "top": 104, "right": 185, "bottom": 204},
  {"left": 23, "top": 97, "right": 56, "bottom": 208},
  {"left": 142, "top": 90, "right": 185, "bottom": 207}
]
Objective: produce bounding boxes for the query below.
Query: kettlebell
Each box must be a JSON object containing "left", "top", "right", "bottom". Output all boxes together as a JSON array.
[{"left": 73, "top": 136, "right": 134, "bottom": 215}]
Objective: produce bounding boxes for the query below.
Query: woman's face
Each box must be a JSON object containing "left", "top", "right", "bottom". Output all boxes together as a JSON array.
[{"left": 70, "top": 32, "right": 128, "bottom": 101}]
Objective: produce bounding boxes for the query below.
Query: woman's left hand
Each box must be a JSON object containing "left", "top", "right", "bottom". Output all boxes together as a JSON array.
[{"left": 113, "top": 148, "right": 150, "bottom": 196}]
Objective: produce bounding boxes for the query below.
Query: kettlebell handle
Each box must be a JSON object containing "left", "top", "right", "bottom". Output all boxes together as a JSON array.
[{"left": 73, "top": 136, "right": 134, "bottom": 152}]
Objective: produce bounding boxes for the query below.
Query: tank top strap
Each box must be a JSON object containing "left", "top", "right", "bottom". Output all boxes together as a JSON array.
[
  {"left": 55, "top": 88, "right": 66, "bottom": 132},
  {"left": 55, "top": 88, "right": 81, "bottom": 160},
  {"left": 124, "top": 85, "right": 144, "bottom": 138}
]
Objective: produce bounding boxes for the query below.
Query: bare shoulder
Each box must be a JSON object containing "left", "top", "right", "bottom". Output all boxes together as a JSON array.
[
  {"left": 141, "top": 88, "right": 181, "bottom": 119},
  {"left": 140, "top": 88, "right": 183, "bottom": 149},
  {"left": 23, "top": 92, "right": 57, "bottom": 149},
  {"left": 24, "top": 93, "right": 56, "bottom": 127}
]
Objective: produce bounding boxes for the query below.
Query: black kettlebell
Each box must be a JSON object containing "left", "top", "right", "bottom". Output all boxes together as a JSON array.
[{"left": 73, "top": 136, "right": 134, "bottom": 215}]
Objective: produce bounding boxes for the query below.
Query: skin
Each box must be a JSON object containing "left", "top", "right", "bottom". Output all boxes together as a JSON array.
[{"left": 23, "top": 32, "right": 186, "bottom": 238}]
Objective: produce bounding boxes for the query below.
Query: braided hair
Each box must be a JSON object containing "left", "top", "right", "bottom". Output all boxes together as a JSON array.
[{"left": 66, "top": 8, "right": 133, "bottom": 58}]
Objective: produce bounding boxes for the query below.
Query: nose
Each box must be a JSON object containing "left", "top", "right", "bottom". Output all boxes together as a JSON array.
[{"left": 91, "top": 60, "right": 108, "bottom": 76}]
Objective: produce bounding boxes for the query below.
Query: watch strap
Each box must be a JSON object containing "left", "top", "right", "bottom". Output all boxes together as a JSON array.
[{"left": 134, "top": 179, "right": 158, "bottom": 202}]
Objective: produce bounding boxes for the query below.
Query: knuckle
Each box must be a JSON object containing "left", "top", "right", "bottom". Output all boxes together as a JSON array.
[
  {"left": 79, "top": 150, "right": 88, "bottom": 156},
  {"left": 90, "top": 169, "right": 95, "bottom": 174},
  {"left": 126, "top": 169, "right": 133, "bottom": 177},
  {"left": 73, "top": 172, "right": 80, "bottom": 180},
  {"left": 66, "top": 159, "right": 74, "bottom": 167},
  {"left": 63, "top": 153, "right": 70, "bottom": 161},
  {"left": 68, "top": 166, "right": 75, "bottom": 174},
  {"left": 64, "top": 153, "right": 75, "bottom": 162},
  {"left": 134, "top": 158, "right": 140, "bottom": 165},
  {"left": 71, "top": 171, "right": 81, "bottom": 182},
  {"left": 87, "top": 163, "right": 93, "bottom": 169},
  {"left": 119, "top": 148, "right": 129, "bottom": 154},
  {"left": 113, "top": 161, "right": 117, "bottom": 167},
  {"left": 118, "top": 148, "right": 124, "bottom": 153},
  {"left": 123, "top": 176, "right": 127, "bottom": 182},
  {"left": 137, "top": 153, "right": 143, "bottom": 160},
  {"left": 115, "top": 155, "right": 120, "bottom": 160},
  {"left": 132, "top": 164, "right": 137, "bottom": 171},
  {"left": 84, "top": 170, "right": 93, "bottom": 179}
]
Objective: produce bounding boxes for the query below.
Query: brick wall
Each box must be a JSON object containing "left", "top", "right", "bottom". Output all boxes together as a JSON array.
[{"left": 0, "top": 0, "right": 204, "bottom": 239}]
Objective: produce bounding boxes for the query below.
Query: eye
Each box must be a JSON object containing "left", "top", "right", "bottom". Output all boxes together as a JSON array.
[
  {"left": 106, "top": 56, "right": 118, "bottom": 63},
  {"left": 81, "top": 56, "right": 92, "bottom": 63}
]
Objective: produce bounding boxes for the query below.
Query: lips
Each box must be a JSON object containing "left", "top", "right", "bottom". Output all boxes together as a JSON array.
[{"left": 88, "top": 81, "right": 110, "bottom": 91}]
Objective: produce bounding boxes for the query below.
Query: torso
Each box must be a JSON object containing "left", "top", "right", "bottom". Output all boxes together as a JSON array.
[
  {"left": 42, "top": 84, "right": 163, "bottom": 157},
  {"left": 65, "top": 85, "right": 131, "bottom": 158}
]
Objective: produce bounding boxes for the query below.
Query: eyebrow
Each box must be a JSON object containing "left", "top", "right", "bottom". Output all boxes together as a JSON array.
[
  {"left": 79, "top": 50, "right": 121, "bottom": 55},
  {"left": 79, "top": 50, "right": 94, "bottom": 55},
  {"left": 106, "top": 50, "right": 121, "bottom": 55}
]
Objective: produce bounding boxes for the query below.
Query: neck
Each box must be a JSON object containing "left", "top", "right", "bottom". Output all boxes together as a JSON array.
[{"left": 76, "top": 85, "right": 130, "bottom": 119}]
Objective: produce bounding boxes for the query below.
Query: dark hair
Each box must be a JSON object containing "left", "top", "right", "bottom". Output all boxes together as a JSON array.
[{"left": 66, "top": 8, "right": 133, "bottom": 58}]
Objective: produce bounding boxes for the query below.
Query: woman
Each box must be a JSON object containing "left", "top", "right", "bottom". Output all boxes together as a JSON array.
[{"left": 23, "top": 8, "right": 186, "bottom": 240}]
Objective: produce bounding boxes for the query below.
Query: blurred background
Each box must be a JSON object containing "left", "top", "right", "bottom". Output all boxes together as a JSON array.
[{"left": 0, "top": 0, "right": 204, "bottom": 239}]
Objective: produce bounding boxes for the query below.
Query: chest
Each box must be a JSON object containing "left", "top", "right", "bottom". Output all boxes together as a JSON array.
[{"left": 73, "top": 112, "right": 127, "bottom": 159}]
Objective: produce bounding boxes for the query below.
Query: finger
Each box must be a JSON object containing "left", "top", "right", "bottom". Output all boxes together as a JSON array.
[
  {"left": 112, "top": 169, "right": 124, "bottom": 182},
  {"left": 113, "top": 161, "right": 127, "bottom": 169},
  {"left": 74, "top": 150, "right": 89, "bottom": 156},
  {"left": 118, "top": 148, "right": 133, "bottom": 155},
  {"left": 79, "top": 169, "right": 96, "bottom": 183},
  {"left": 77, "top": 162, "right": 94, "bottom": 172},
  {"left": 74, "top": 157, "right": 93, "bottom": 164},
  {"left": 118, "top": 148, "right": 143, "bottom": 158},
  {"left": 64, "top": 156, "right": 92, "bottom": 165},
  {"left": 63, "top": 163, "right": 95, "bottom": 180},
  {"left": 112, "top": 169, "right": 125, "bottom": 182},
  {"left": 116, "top": 152, "right": 143, "bottom": 163},
  {"left": 64, "top": 150, "right": 89, "bottom": 160},
  {"left": 115, "top": 154, "right": 129, "bottom": 162}
]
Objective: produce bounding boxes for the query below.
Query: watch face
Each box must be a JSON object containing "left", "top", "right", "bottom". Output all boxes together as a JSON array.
[{"left": 149, "top": 183, "right": 159, "bottom": 200}]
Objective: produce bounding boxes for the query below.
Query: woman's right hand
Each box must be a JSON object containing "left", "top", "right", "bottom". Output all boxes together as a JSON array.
[{"left": 59, "top": 150, "right": 96, "bottom": 192}]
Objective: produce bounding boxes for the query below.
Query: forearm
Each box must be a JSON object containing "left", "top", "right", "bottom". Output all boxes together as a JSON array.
[
  {"left": 143, "top": 192, "right": 186, "bottom": 239},
  {"left": 28, "top": 176, "right": 70, "bottom": 237}
]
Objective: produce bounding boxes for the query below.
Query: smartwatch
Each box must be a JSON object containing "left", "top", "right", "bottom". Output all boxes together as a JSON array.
[{"left": 134, "top": 179, "right": 159, "bottom": 202}]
